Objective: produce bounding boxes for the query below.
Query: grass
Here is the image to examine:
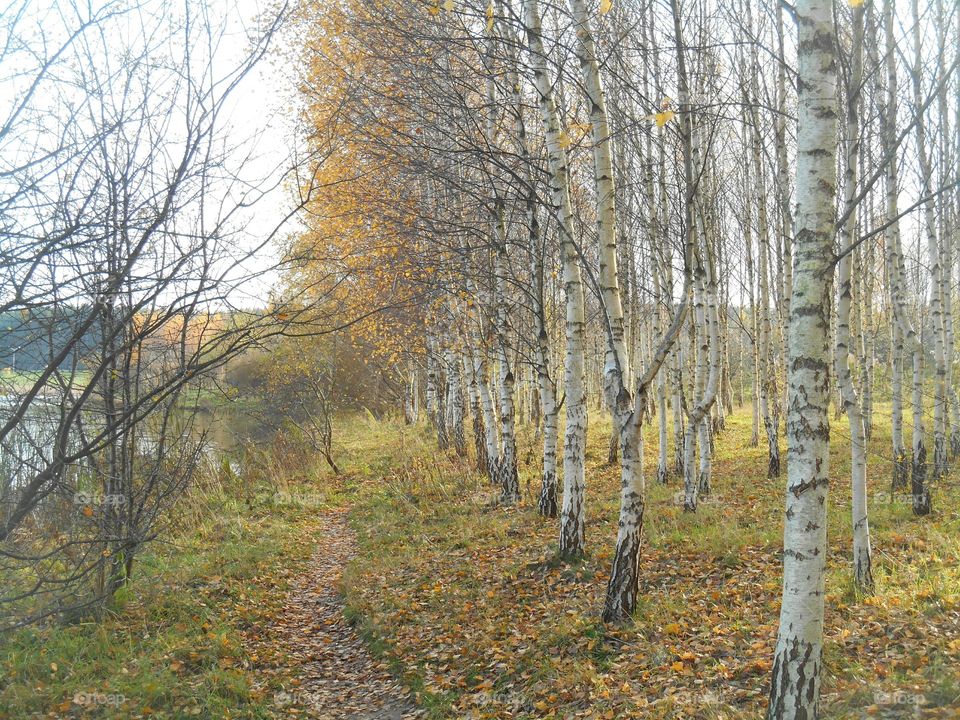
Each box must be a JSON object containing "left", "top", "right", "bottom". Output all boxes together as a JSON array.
[
  {"left": 1, "top": 403, "right": 957, "bottom": 719},
  {"left": 340, "top": 403, "right": 960, "bottom": 719},
  {"left": 0, "top": 460, "right": 308, "bottom": 718},
  {"left": 0, "top": 412, "right": 429, "bottom": 719}
]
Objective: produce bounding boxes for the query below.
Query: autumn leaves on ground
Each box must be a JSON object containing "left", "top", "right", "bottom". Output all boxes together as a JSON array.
[
  {"left": 339, "top": 410, "right": 960, "bottom": 719},
  {"left": 1, "top": 407, "right": 958, "bottom": 718}
]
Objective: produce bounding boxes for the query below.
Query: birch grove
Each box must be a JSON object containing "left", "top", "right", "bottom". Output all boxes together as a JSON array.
[{"left": 287, "top": 0, "right": 960, "bottom": 715}]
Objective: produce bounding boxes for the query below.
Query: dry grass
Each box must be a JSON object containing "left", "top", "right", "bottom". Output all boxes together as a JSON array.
[{"left": 342, "top": 405, "right": 960, "bottom": 719}]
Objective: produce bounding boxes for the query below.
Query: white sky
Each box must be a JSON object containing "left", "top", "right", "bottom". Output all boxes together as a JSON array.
[
  {"left": 0, "top": 0, "right": 304, "bottom": 310},
  {"left": 209, "top": 0, "right": 305, "bottom": 307}
]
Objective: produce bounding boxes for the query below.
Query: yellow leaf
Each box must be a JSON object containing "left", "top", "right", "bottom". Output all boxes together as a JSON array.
[
  {"left": 655, "top": 110, "right": 675, "bottom": 127},
  {"left": 486, "top": 1, "right": 494, "bottom": 32},
  {"left": 663, "top": 622, "right": 681, "bottom": 635},
  {"left": 428, "top": 3, "right": 439, "bottom": 16},
  {"left": 670, "top": 661, "right": 685, "bottom": 672},
  {"left": 82, "top": 505, "right": 94, "bottom": 517},
  {"left": 557, "top": 131, "right": 571, "bottom": 149},
  {"left": 599, "top": 0, "right": 612, "bottom": 13},
  {"left": 849, "top": 0, "right": 864, "bottom": 6},
  {"left": 443, "top": 0, "right": 454, "bottom": 9}
]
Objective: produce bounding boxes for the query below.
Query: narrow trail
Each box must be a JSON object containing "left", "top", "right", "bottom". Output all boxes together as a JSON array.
[{"left": 274, "top": 509, "right": 422, "bottom": 720}]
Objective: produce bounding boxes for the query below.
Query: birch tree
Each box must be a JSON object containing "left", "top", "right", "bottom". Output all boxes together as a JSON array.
[
  {"left": 523, "top": 0, "right": 588, "bottom": 554},
  {"left": 835, "top": 0, "right": 873, "bottom": 592},
  {"left": 881, "top": 0, "right": 929, "bottom": 514},
  {"left": 766, "top": 0, "right": 836, "bottom": 714}
]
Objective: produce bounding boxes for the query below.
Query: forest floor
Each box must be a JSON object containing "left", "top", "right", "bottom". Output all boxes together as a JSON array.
[
  {"left": 338, "top": 405, "right": 960, "bottom": 720},
  {"left": 250, "top": 508, "right": 422, "bottom": 719},
  {"left": 1, "top": 405, "right": 959, "bottom": 719}
]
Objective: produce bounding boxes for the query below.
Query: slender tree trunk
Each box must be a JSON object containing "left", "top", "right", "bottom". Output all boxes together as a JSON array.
[
  {"left": 464, "top": 348, "right": 488, "bottom": 476},
  {"left": 567, "top": 0, "right": 630, "bottom": 424},
  {"left": 746, "top": 8, "right": 780, "bottom": 477},
  {"left": 766, "top": 0, "right": 836, "bottom": 714},
  {"left": 530, "top": 206, "right": 559, "bottom": 518},
  {"left": 836, "top": 1, "right": 873, "bottom": 592},
  {"left": 404, "top": 364, "right": 419, "bottom": 425},
  {"left": 741, "top": 116, "right": 761, "bottom": 448},
  {"left": 473, "top": 345, "right": 500, "bottom": 482},
  {"left": 524, "top": 0, "right": 588, "bottom": 556},
  {"left": 910, "top": 0, "right": 947, "bottom": 481},
  {"left": 642, "top": 110, "right": 672, "bottom": 486},
  {"left": 426, "top": 336, "right": 439, "bottom": 431},
  {"left": 568, "top": 0, "right": 643, "bottom": 570},
  {"left": 536, "top": 330, "right": 559, "bottom": 517},
  {"left": 655, "top": 242, "right": 671, "bottom": 486},
  {"left": 602, "top": 0, "right": 691, "bottom": 621},
  {"left": 891, "top": 311, "right": 908, "bottom": 490},
  {"left": 673, "top": 347, "right": 685, "bottom": 476},
  {"left": 445, "top": 346, "right": 466, "bottom": 456},
  {"left": 432, "top": 337, "right": 450, "bottom": 450},
  {"left": 882, "top": 0, "right": 929, "bottom": 514}
]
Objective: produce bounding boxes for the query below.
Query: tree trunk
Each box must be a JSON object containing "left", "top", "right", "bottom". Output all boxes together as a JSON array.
[
  {"left": 745, "top": 8, "right": 780, "bottom": 478},
  {"left": 836, "top": 1, "right": 873, "bottom": 592},
  {"left": 910, "top": 0, "right": 947, "bottom": 481},
  {"left": 602, "top": 0, "right": 692, "bottom": 621},
  {"left": 524, "top": 0, "right": 588, "bottom": 555},
  {"left": 882, "top": 0, "right": 929, "bottom": 514},
  {"left": 445, "top": 346, "right": 466, "bottom": 456},
  {"left": 766, "top": 0, "right": 836, "bottom": 715}
]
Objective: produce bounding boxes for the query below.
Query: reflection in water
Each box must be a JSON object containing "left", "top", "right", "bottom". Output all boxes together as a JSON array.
[
  {"left": 0, "top": 395, "right": 255, "bottom": 550},
  {"left": 0, "top": 391, "right": 259, "bottom": 627}
]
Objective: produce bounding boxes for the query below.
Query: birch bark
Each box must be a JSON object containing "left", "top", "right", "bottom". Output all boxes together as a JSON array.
[
  {"left": 882, "top": 0, "right": 929, "bottom": 513},
  {"left": 524, "top": 0, "right": 588, "bottom": 555},
  {"left": 910, "top": 0, "right": 948, "bottom": 481},
  {"left": 766, "top": 0, "right": 836, "bottom": 715},
  {"left": 836, "top": 1, "right": 873, "bottom": 591}
]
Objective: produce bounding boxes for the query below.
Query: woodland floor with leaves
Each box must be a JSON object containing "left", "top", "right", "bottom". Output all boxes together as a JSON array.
[
  {"left": 1, "top": 408, "right": 958, "bottom": 719},
  {"left": 340, "top": 407, "right": 960, "bottom": 720}
]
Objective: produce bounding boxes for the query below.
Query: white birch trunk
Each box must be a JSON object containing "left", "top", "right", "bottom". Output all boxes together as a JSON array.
[
  {"left": 524, "top": 0, "right": 588, "bottom": 555},
  {"left": 882, "top": 0, "right": 929, "bottom": 513},
  {"left": 836, "top": 2, "right": 873, "bottom": 592},
  {"left": 910, "top": 0, "right": 948, "bottom": 481},
  {"left": 567, "top": 0, "right": 630, "bottom": 410},
  {"left": 445, "top": 346, "right": 466, "bottom": 456},
  {"left": 939, "top": 0, "right": 960, "bottom": 456},
  {"left": 404, "top": 364, "right": 419, "bottom": 425},
  {"left": 473, "top": 345, "right": 500, "bottom": 482},
  {"left": 741, "top": 117, "right": 761, "bottom": 448},
  {"left": 426, "top": 336, "right": 438, "bottom": 430},
  {"left": 745, "top": 6, "right": 781, "bottom": 477},
  {"left": 766, "top": 0, "right": 835, "bottom": 714},
  {"left": 463, "top": 345, "right": 488, "bottom": 476},
  {"left": 477, "top": 28, "right": 519, "bottom": 502},
  {"left": 601, "top": 0, "right": 691, "bottom": 622}
]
